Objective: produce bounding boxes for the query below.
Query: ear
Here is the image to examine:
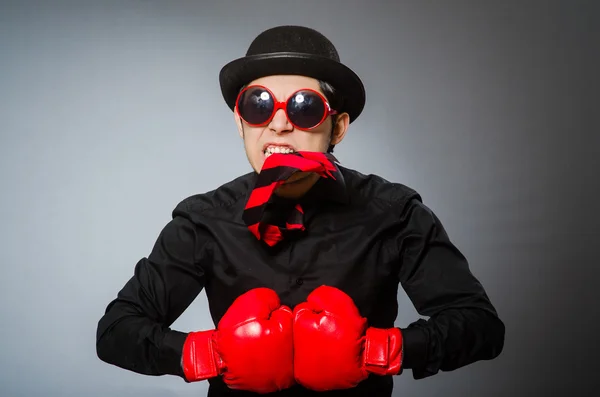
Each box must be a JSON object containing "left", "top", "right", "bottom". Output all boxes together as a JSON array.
[
  {"left": 330, "top": 112, "right": 350, "bottom": 145},
  {"left": 234, "top": 107, "right": 244, "bottom": 139}
]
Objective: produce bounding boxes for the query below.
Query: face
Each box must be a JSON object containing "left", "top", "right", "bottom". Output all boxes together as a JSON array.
[{"left": 234, "top": 75, "right": 349, "bottom": 174}]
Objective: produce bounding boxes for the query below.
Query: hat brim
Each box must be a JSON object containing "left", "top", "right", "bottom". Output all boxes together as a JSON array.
[{"left": 219, "top": 52, "right": 365, "bottom": 123}]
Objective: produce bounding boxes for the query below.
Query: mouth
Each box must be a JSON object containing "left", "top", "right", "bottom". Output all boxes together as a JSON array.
[{"left": 263, "top": 144, "right": 296, "bottom": 159}]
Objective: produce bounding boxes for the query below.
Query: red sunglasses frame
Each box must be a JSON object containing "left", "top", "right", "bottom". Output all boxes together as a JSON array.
[{"left": 235, "top": 84, "right": 337, "bottom": 130}]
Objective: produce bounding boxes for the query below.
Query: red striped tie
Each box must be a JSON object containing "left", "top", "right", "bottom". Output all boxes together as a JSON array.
[{"left": 243, "top": 151, "right": 340, "bottom": 246}]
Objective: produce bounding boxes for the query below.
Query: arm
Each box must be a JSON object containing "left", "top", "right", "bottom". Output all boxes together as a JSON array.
[
  {"left": 396, "top": 198, "right": 505, "bottom": 379},
  {"left": 95, "top": 210, "right": 210, "bottom": 379}
]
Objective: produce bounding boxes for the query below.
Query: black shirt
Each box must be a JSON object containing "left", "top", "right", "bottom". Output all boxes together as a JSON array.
[{"left": 96, "top": 165, "right": 505, "bottom": 396}]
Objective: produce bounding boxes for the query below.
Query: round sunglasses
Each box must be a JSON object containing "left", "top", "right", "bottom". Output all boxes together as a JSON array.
[{"left": 235, "top": 85, "right": 337, "bottom": 130}]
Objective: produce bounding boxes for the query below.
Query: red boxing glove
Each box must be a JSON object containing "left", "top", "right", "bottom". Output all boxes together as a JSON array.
[
  {"left": 181, "top": 288, "right": 295, "bottom": 393},
  {"left": 293, "top": 285, "right": 403, "bottom": 391}
]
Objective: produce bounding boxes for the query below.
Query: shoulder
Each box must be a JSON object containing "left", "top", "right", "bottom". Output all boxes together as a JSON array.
[
  {"left": 171, "top": 171, "right": 256, "bottom": 219},
  {"left": 340, "top": 165, "right": 423, "bottom": 210},
  {"left": 340, "top": 166, "right": 443, "bottom": 232}
]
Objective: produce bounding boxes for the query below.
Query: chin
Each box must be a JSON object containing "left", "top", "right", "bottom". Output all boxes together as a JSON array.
[{"left": 253, "top": 156, "right": 266, "bottom": 173}]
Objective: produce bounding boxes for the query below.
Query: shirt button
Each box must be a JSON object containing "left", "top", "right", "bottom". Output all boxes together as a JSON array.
[{"left": 295, "top": 278, "right": 304, "bottom": 286}]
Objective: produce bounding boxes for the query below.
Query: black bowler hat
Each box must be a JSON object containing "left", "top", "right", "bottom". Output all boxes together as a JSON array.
[{"left": 219, "top": 25, "right": 366, "bottom": 123}]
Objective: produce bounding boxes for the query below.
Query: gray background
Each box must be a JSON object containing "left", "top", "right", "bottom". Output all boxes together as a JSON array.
[{"left": 1, "top": 1, "right": 598, "bottom": 396}]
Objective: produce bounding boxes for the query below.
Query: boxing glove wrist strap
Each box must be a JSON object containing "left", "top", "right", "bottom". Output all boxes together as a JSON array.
[
  {"left": 364, "top": 327, "right": 403, "bottom": 376},
  {"left": 181, "top": 330, "right": 223, "bottom": 382}
]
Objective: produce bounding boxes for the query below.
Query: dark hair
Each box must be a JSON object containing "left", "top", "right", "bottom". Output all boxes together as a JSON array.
[{"left": 237, "top": 79, "right": 343, "bottom": 153}]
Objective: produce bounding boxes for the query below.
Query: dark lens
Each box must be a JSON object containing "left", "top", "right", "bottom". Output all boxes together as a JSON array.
[
  {"left": 287, "top": 90, "right": 326, "bottom": 129},
  {"left": 237, "top": 87, "right": 274, "bottom": 125}
]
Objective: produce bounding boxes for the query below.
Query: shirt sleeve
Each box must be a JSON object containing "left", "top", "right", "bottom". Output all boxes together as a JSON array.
[
  {"left": 394, "top": 198, "right": 505, "bottom": 379},
  {"left": 95, "top": 205, "right": 210, "bottom": 379}
]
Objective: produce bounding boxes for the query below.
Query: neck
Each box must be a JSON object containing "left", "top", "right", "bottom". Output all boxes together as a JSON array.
[{"left": 274, "top": 172, "right": 320, "bottom": 199}]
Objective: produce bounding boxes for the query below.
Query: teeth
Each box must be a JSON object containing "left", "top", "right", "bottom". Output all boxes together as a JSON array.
[{"left": 264, "top": 146, "right": 295, "bottom": 157}]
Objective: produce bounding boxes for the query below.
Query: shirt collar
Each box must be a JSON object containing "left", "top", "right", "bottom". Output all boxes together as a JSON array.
[{"left": 300, "top": 165, "right": 349, "bottom": 205}]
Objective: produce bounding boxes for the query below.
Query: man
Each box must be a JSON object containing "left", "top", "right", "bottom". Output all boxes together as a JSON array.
[{"left": 96, "top": 25, "right": 505, "bottom": 396}]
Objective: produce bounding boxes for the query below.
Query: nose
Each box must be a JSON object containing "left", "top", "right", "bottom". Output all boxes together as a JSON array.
[{"left": 269, "top": 109, "right": 293, "bottom": 134}]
